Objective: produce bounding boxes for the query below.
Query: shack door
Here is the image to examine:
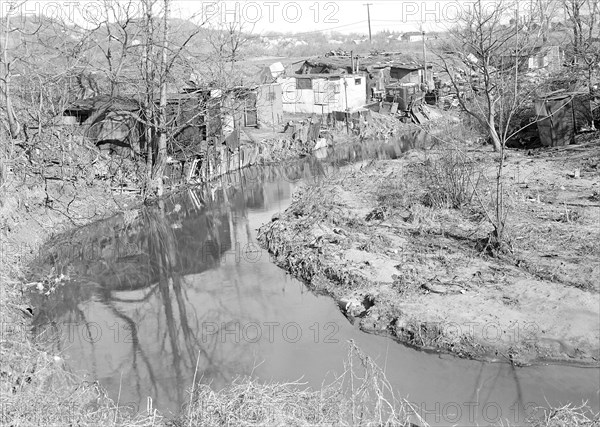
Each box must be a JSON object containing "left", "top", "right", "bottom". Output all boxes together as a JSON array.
[{"left": 244, "top": 93, "right": 258, "bottom": 127}]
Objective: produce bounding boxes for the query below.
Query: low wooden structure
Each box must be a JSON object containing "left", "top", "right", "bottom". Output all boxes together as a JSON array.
[
  {"left": 62, "top": 83, "right": 283, "bottom": 159},
  {"left": 62, "top": 95, "right": 144, "bottom": 154},
  {"left": 389, "top": 64, "right": 434, "bottom": 88}
]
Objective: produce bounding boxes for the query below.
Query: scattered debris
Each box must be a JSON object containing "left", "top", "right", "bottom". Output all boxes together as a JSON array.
[
  {"left": 337, "top": 293, "right": 375, "bottom": 317},
  {"left": 365, "top": 207, "right": 386, "bottom": 221}
]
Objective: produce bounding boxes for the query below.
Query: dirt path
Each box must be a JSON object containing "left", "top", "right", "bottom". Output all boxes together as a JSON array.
[{"left": 259, "top": 141, "right": 600, "bottom": 366}]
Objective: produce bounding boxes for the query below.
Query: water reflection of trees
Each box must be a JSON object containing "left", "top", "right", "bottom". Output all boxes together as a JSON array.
[
  {"left": 30, "top": 137, "right": 426, "bottom": 411},
  {"left": 29, "top": 160, "right": 321, "bottom": 411}
]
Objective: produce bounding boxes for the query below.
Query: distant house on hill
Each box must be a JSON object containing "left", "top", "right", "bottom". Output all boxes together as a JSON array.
[{"left": 400, "top": 32, "right": 425, "bottom": 42}]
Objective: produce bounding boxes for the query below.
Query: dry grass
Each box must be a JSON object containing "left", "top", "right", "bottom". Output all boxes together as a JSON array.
[
  {"left": 528, "top": 403, "right": 600, "bottom": 427},
  {"left": 0, "top": 265, "right": 160, "bottom": 427},
  {"left": 420, "top": 115, "right": 484, "bottom": 147},
  {"left": 420, "top": 148, "right": 482, "bottom": 209},
  {"left": 174, "top": 342, "right": 420, "bottom": 427}
]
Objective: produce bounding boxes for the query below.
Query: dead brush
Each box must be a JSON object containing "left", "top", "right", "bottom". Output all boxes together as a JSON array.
[
  {"left": 527, "top": 402, "right": 600, "bottom": 427},
  {"left": 0, "top": 318, "right": 160, "bottom": 426},
  {"left": 178, "top": 341, "right": 424, "bottom": 427},
  {"left": 391, "top": 268, "right": 421, "bottom": 299},
  {"left": 358, "top": 233, "right": 392, "bottom": 253},
  {"left": 375, "top": 165, "right": 421, "bottom": 213},
  {"left": 377, "top": 182, "right": 411, "bottom": 211},
  {"left": 291, "top": 184, "right": 346, "bottom": 225},
  {"left": 556, "top": 204, "right": 583, "bottom": 223},
  {"left": 420, "top": 149, "right": 482, "bottom": 209},
  {"left": 423, "top": 119, "right": 482, "bottom": 146},
  {"left": 0, "top": 267, "right": 159, "bottom": 427}
]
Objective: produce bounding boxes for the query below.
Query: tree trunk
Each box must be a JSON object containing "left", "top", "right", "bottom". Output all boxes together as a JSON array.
[
  {"left": 487, "top": 114, "right": 502, "bottom": 152},
  {"left": 148, "top": 0, "right": 170, "bottom": 199},
  {"left": 3, "top": 79, "right": 21, "bottom": 138},
  {"left": 1, "top": 12, "right": 21, "bottom": 139}
]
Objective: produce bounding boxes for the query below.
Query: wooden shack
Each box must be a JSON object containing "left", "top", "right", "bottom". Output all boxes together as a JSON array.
[
  {"left": 389, "top": 64, "right": 434, "bottom": 88},
  {"left": 281, "top": 74, "right": 366, "bottom": 114},
  {"left": 62, "top": 95, "right": 144, "bottom": 154}
]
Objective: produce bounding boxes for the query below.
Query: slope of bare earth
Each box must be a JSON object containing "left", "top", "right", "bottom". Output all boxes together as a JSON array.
[{"left": 258, "top": 137, "right": 600, "bottom": 366}]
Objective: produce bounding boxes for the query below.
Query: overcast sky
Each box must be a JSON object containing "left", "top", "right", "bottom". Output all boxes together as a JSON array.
[
  {"left": 171, "top": 0, "right": 551, "bottom": 34},
  {"left": 173, "top": 1, "right": 429, "bottom": 34},
  {"left": 2, "top": 1, "right": 550, "bottom": 34}
]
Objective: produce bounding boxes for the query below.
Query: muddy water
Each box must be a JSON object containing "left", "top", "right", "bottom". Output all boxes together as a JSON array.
[{"left": 31, "top": 134, "right": 599, "bottom": 426}]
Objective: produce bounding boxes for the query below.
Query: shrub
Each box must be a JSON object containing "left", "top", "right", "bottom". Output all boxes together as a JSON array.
[{"left": 420, "top": 149, "right": 482, "bottom": 209}]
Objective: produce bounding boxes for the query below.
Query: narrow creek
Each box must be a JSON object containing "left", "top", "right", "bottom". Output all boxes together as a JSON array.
[{"left": 30, "top": 133, "right": 599, "bottom": 426}]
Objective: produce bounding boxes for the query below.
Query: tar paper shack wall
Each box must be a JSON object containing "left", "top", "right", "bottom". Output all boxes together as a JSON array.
[{"left": 281, "top": 75, "right": 366, "bottom": 114}]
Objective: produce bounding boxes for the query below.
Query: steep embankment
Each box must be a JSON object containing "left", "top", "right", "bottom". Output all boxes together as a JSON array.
[{"left": 0, "top": 132, "right": 151, "bottom": 424}]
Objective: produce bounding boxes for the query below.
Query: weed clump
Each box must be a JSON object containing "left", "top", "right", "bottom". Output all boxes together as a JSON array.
[
  {"left": 420, "top": 149, "right": 482, "bottom": 209},
  {"left": 528, "top": 403, "right": 600, "bottom": 427},
  {"left": 176, "top": 342, "right": 418, "bottom": 427}
]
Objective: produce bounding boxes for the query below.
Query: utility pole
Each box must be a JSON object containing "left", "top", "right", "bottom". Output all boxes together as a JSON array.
[
  {"left": 422, "top": 27, "right": 427, "bottom": 89},
  {"left": 364, "top": 3, "right": 373, "bottom": 43}
]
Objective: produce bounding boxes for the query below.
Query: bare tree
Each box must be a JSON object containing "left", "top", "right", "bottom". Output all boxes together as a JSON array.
[
  {"left": 434, "top": 0, "right": 541, "bottom": 249},
  {"left": 201, "top": 20, "right": 255, "bottom": 88},
  {"left": 563, "top": 0, "right": 600, "bottom": 93},
  {"left": 138, "top": 0, "right": 207, "bottom": 198},
  {"left": 532, "top": 0, "right": 561, "bottom": 42},
  {"left": 0, "top": 1, "right": 25, "bottom": 139},
  {"left": 1, "top": 0, "right": 249, "bottom": 198},
  {"left": 151, "top": 0, "right": 170, "bottom": 198},
  {"left": 91, "top": 0, "right": 144, "bottom": 97},
  {"left": 435, "top": 1, "right": 540, "bottom": 151}
]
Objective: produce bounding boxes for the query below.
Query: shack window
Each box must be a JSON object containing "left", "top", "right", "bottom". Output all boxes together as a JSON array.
[
  {"left": 355, "top": 78, "right": 361, "bottom": 85},
  {"left": 315, "top": 80, "right": 339, "bottom": 105},
  {"left": 296, "top": 78, "right": 312, "bottom": 90}
]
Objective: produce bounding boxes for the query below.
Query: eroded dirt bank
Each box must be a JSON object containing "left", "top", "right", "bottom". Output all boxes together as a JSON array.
[{"left": 258, "top": 140, "right": 600, "bottom": 366}]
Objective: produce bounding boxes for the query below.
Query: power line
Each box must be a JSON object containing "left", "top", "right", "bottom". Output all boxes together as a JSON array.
[{"left": 257, "top": 20, "right": 368, "bottom": 37}]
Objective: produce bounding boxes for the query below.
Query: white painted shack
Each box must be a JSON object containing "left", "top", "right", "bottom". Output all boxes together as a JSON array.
[{"left": 280, "top": 74, "right": 366, "bottom": 114}]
